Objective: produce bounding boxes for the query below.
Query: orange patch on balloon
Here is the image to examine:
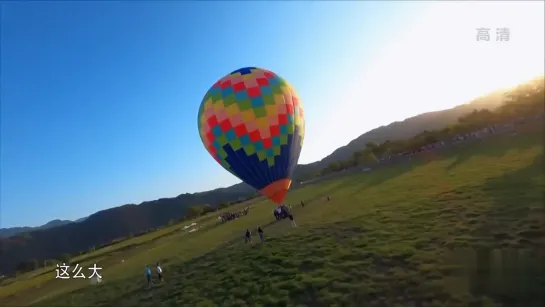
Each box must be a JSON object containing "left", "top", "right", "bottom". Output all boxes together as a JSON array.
[
  {"left": 259, "top": 127, "right": 271, "bottom": 138},
  {"left": 244, "top": 119, "right": 258, "bottom": 132},
  {"left": 229, "top": 113, "right": 243, "bottom": 127},
  {"left": 268, "top": 113, "right": 279, "bottom": 126},
  {"left": 259, "top": 179, "right": 292, "bottom": 204},
  {"left": 216, "top": 109, "right": 228, "bottom": 122}
]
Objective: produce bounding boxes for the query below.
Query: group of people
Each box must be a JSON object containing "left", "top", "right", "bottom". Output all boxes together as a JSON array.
[
  {"left": 218, "top": 206, "right": 250, "bottom": 223},
  {"left": 272, "top": 204, "right": 297, "bottom": 227},
  {"left": 381, "top": 115, "right": 542, "bottom": 166},
  {"left": 244, "top": 226, "right": 265, "bottom": 244},
  {"left": 244, "top": 203, "right": 300, "bottom": 244},
  {"left": 144, "top": 262, "right": 163, "bottom": 288}
]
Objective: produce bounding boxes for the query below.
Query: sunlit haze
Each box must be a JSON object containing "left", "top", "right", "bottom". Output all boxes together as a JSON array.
[{"left": 1, "top": 1, "right": 543, "bottom": 227}]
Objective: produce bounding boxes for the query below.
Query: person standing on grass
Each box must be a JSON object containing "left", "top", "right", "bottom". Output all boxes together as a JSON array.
[
  {"left": 257, "top": 226, "right": 264, "bottom": 243},
  {"left": 273, "top": 208, "right": 280, "bottom": 220},
  {"left": 145, "top": 265, "right": 152, "bottom": 288},
  {"left": 156, "top": 262, "right": 163, "bottom": 283},
  {"left": 245, "top": 229, "right": 252, "bottom": 244},
  {"left": 301, "top": 200, "right": 305, "bottom": 208},
  {"left": 289, "top": 214, "right": 297, "bottom": 227}
]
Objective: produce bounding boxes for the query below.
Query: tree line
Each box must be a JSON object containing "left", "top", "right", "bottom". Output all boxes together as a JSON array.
[{"left": 319, "top": 76, "right": 544, "bottom": 176}]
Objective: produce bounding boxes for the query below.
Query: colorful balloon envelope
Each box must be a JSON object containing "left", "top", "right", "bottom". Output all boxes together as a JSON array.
[{"left": 198, "top": 67, "right": 305, "bottom": 204}]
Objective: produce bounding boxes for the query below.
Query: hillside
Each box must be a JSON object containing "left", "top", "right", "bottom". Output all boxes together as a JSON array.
[
  {"left": 293, "top": 90, "right": 506, "bottom": 180},
  {"left": 0, "top": 87, "right": 514, "bottom": 275},
  {"left": 1, "top": 121, "right": 543, "bottom": 306},
  {"left": 0, "top": 183, "right": 256, "bottom": 275}
]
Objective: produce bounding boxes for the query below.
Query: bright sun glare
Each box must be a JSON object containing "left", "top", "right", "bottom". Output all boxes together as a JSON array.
[
  {"left": 364, "top": 1, "right": 545, "bottom": 112},
  {"left": 301, "top": 1, "right": 544, "bottom": 163}
]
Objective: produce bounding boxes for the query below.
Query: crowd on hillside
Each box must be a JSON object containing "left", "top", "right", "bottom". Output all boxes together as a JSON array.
[
  {"left": 378, "top": 114, "right": 543, "bottom": 166},
  {"left": 218, "top": 206, "right": 250, "bottom": 223}
]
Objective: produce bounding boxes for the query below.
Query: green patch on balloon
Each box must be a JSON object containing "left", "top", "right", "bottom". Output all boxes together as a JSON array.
[
  {"left": 263, "top": 95, "right": 275, "bottom": 106},
  {"left": 229, "top": 138, "right": 242, "bottom": 151},
  {"left": 288, "top": 125, "right": 295, "bottom": 134},
  {"left": 257, "top": 151, "right": 267, "bottom": 162},
  {"left": 217, "top": 149, "right": 228, "bottom": 160},
  {"left": 223, "top": 94, "right": 237, "bottom": 107},
  {"left": 243, "top": 144, "right": 256, "bottom": 156},
  {"left": 238, "top": 99, "right": 252, "bottom": 111},
  {"left": 216, "top": 135, "right": 228, "bottom": 146},
  {"left": 272, "top": 85, "right": 284, "bottom": 95},
  {"left": 209, "top": 92, "right": 222, "bottom": 103},
  {"left": 253, "top": 107, "right": 267, "bottom": 118}
]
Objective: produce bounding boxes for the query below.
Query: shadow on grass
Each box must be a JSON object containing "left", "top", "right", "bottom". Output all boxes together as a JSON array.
[
  {"left": 348, "top": 158, "right": 425, "bottom": 198},
  {"left": 304, "top": 180, "right": 347, "bottom": 204},
  {"left": 479, "top": 152, "right": 544, "bottom": 246},
  {"left": 348, "top": 132, "right": 538, "bottom": 198},
  {"left": 445, "top": 132, "right": 540, "bottom": 172},
  {"left": 458, "top": 152, "right": 545, "bottom": 306},
  {"left": 451, "top": 248, "right": 545, "bottom": 307}
]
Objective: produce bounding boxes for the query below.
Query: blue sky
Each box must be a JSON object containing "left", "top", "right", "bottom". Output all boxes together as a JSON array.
[{"left": 1, "top": 1, "right": 543, "bottom": 228}]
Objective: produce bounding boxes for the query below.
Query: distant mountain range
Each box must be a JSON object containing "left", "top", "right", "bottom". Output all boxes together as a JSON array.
[
  {"left": 0, "top": 88, "right": 507, "bottom": 274},
  {"left": 0, "top": 218, "right": 88, "bottom": 238}
]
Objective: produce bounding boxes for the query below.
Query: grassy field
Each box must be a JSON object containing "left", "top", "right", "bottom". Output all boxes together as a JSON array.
[{"left": 1, "top": 125, "right": 544, "bottom": 307}]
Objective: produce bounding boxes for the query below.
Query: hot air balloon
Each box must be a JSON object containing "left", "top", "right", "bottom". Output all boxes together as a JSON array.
[{"left": 198, "top": 67, "right": 305, "bottom": 204}]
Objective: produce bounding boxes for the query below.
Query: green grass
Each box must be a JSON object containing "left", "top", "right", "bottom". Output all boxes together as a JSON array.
[{"left": 1, "top": 126, "right": 544, "bottom": 307}]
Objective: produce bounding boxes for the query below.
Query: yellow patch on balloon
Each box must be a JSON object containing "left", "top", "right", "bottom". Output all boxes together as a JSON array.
[
  {"left": 266, "top": 104, "right": 278, "bottom": 117},
  {"left": 273, "top": 94, "right": 284, "bottom": 105},
  {"left": 241, "top": 110, "right": 255, "bottom": 122},
  {"left": 204, "top": 98, "right": 213, "bottom": 110},
  {"left": 226, "top": 103, "right": 239, "bottom": 117},
  {"left": 213, "top": 100, "right": 225, "bottom": 112},
  {"left": 257, "top": 118, "right": 269, "bottom": 129}
]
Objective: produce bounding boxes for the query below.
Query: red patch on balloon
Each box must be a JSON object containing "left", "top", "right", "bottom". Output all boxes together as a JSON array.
[
  {"left": 270, "top": 125, "right": 280, "bottom": 137},
  {"left": 232, "top": 82, "right": 245, "bottom": 92},
  {"left": 246, "top": 87, "right": 261, "bottom": 98},
  {"left": 207, "top": 116, "right": 218, "bottom": 127},
  {"left": 220, "top": 119, "right": 232, "bottom": 132},
  {"left": 263, "top": 138, "right": 272, "bottom": 149},
  {"left": 249, "top": 130, "right": 261, "bottom": 142},
  {"left": 220, "top": 80, "right": 232, "bottom": 89},
  {"left": 286, "top": 104, "right": 294, "bottom": 114},
  {"left": 278, "top": 114, "right": 287, "bottom": 125},
  {"left": 256, "top": 78, "right": 269, "bottom": 86},
  {"left": 234, "top": 124, "right": 248, "bottom": 137}
]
